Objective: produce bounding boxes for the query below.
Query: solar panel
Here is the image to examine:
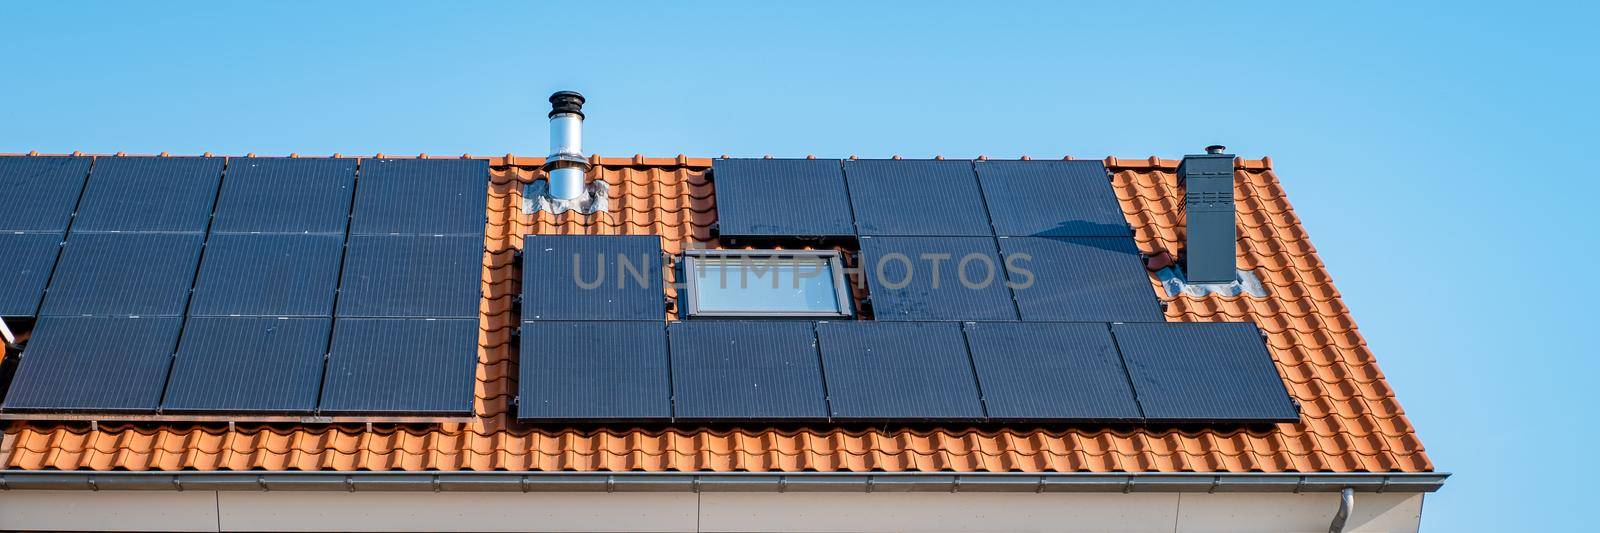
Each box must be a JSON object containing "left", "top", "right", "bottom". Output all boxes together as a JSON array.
[
  {"left": 815, "top": 321, "right": 985, "bottom": 420},
  {"left": 857, "top": 236, "right": 1018, "bottom": 321},
  {"left": 319, "top": 318, "right": 478, "bottom": 415},
  {"left": 961, "top": 322, "right": 1141, "bottom": 421},
  {"left": 1112, "top": 322, "right": 1298, "bottom": 423},
  {"left": 0, "top": 233, "right": 63, "bottom": 317},
  {"left": 667, "top": 321, "right": 828, "bottom": 420},
  {"left": 336, "top": 235, "right": 482, "bottom": 318},
  {"left": 2, "top": 316, "right": 182, "bottom": 412},
  {"left": 40, "top": 232, "right": 204, "bottom": 317},
  {"left": 189, "top": 234, "right": 343, "bottom": 317},
  {"left": 212, "top": 157, "right": 357, "bottom": 234},
  {"left": 517, "top": 321, "right": 671, "bottom": 420},
  {"left": 161, "top": 317, "right": 330, "bottom": 413},
  {"left": 975, "top": 160, "right": 1129, "bottom": 237},
  {"left": 712, "top": 158, "right": 854, "bottom": 237},
  {"left": 521, "top": 235, "right": 663, "bottom": 321},
  {"left": 71, "top": 157, "right": 224, "bottom": 233},
  {"left": 998, "top": 236, "right": 1163, "bottom": 322},
  {"left": 843, "top": 159, "right": 993, "bottom": 236},
  {"left": 0, "top": 156, "right": 91, "bottom": 232},
  {"left": 349, "top": 158, "right": 487, "bottom": 236}
]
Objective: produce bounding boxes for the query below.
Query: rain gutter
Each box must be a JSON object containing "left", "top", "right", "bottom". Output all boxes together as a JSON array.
[{"left": 0, "top": 470, "right": 1447, "bottom": 493}]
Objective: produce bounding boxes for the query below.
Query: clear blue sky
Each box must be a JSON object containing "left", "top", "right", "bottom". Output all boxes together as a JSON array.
[{"left": 3, "top": 2, "right": 1593, "bottom": 530}]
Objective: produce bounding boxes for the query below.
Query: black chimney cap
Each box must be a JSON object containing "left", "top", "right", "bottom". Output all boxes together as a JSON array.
[
  {"left": 1205, "top": 144, "right": 1227, "bottom": 155},
  {"left": 549, "top": 91, "right": 586, "bottom": 119}
]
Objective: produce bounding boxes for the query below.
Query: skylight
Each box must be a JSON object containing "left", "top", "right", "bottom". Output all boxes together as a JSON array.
[{"left": 680, "top": 249, "right": 852, "bottom": 318}]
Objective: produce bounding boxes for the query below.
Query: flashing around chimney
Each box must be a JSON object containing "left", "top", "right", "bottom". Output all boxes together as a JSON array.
[
  {"left": 1156, "top": 266, "right": 1266, "bottom": 298},
  {"left": 524, "top": 179, "right": 610, "bottom": 216}
]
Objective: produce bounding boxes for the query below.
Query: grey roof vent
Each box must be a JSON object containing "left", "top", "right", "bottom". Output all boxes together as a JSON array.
[{"left": 1177, "top": 146, "right": 1237, "bottom": 284}]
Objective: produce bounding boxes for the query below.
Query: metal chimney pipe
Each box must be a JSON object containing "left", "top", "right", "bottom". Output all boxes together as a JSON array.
[{"left": 545, "top": 91, "right": 588, "bottom": 200}]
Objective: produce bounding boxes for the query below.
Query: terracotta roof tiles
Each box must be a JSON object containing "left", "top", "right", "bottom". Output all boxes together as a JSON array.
[{"left": 0, "top": 153, "right": 1431, "bottom": 473}]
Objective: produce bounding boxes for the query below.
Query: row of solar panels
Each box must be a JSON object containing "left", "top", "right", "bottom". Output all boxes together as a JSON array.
[
  {"left": 519, "top": 320, "right": 1298, "bottom": 423},
  {"left": 517, "top": 234, "right": 1163, "bottom": 322},
  {"left": 713, "top": 158, "right": 1132, "bottom": 238},
  {"left": 5, "top": 232, "right": 481, "bottom": 318},
  {"left": 0, "top": 156, "right": 487, "bottom": 416},
  {"left": 3, "top": 316, "right": 476, "bottom": 414},
  {"left": 0, "top": 156, "right": 483, "bottom": 235}
]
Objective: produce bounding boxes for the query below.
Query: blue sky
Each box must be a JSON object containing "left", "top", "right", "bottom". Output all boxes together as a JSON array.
[{"left": 3, "top": 2, "right": 1593, "bottom": 530}]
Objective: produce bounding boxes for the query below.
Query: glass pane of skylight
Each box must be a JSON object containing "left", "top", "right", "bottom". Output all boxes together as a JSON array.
[{"left": 689, "top": 256, "right": 844, "bottom": 315}]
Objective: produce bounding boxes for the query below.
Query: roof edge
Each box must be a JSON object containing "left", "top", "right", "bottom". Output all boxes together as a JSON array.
[
  {"left": 0, "top": 471, "right": 1446, "bottom": 493},
  {"left": 0, "top": 152, "right": 1276, "bottom": 170}
]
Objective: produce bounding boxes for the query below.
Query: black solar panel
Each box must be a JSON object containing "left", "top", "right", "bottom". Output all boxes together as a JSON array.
[
  {"left": 1112, "top": 322, "right": 1298, "bottom": 423},
  {"left": 0, "top": 233, "right": 64, "bottom": 317},
  {"left": 0, "top": 156, "right": 91, "bottom": 232},
  {"left": 844, "top": 159, "right": 993, "bottom": 236},
  {"left": 40, "top": 232, "right": 204, "bottom": 317},
  {"left": 962, "top": 322, "right": 1142, "bottom": 421},
  {"left": 857, "top": 236, "right": 1018, "bottom": 321},
  {"left": 998, "top": 236, "right": 1163, "bottom": 322},
  {"left": 2, "top": 316, "right": 182, "bottom": 412},
  {"left": 815, "top": 321, "right": 985, "bottom": 420},
  {"left": 189, "top": 234, "right": 343, "bottom": 317},
  {"left": 212, "top": 157, "right": 356, "bottom": 234},
  {"left": 521, "top": 235, "right": 663, "bottom": 321},
  {"left": 517, "top": 321, "right": 671, "bottom": 420},
  {"left": 71, "top": 157, "right": 224, "bottom": 233},
  {"left": 667, "top": 321, "right": 828, "bottom": 420},
  {"left": 712, "top": 158, "right": 854, "bottom": 237},
  {"left": 319, "top": 318, "right": 478, "bottom": 415},
  {"left": 975, "top": 160, "right": 1129, "bottom": 237},
  {"left": 336, "top": 235, "right": 481, "bottom": 318},
  {"left": 161, "top": 317, "right": 330, "bottom": 413},
  {"left": 349, "top": 158, "right": 487, "bottom": 236}
]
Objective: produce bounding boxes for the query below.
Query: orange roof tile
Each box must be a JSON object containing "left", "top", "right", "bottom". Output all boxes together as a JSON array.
[{"left": 0, "top": 154, "right": 1430, "bottom": 473}]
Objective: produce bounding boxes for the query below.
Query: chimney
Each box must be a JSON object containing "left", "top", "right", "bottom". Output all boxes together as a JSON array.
[
  {"left": 545, "top": 91, "right": 589, "bottom": 200},
  {"left": 1177, "top": 145, "right": 1237, "bottom": 284}
]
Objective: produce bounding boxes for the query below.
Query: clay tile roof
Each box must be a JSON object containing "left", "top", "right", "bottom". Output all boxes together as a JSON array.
[{"left": 0, "top": 153, "right": 1430, "bottom": 473}]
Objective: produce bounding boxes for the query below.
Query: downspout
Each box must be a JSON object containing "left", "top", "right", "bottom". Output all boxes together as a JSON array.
[{"left": 1328, "top": 486, "right": 1355, "bottom": 533}]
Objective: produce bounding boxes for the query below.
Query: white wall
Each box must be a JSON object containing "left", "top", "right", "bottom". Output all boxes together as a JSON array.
[{"left": 0, "top": 490, "right": 1425, "bottom": 532}]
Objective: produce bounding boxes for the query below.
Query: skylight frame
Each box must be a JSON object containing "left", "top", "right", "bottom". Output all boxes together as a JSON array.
[{"left": 680, "top": 249, "right": 854, "bottom": 319}]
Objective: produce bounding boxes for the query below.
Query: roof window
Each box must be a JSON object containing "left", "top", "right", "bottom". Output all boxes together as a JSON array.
[{"left": 680, "top": 250, "right": 852, "bottom": 318}]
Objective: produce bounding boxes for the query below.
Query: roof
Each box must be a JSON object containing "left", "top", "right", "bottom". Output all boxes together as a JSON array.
[{"left": 0, "top": 153, "right": 1430, "bottom": 473}]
